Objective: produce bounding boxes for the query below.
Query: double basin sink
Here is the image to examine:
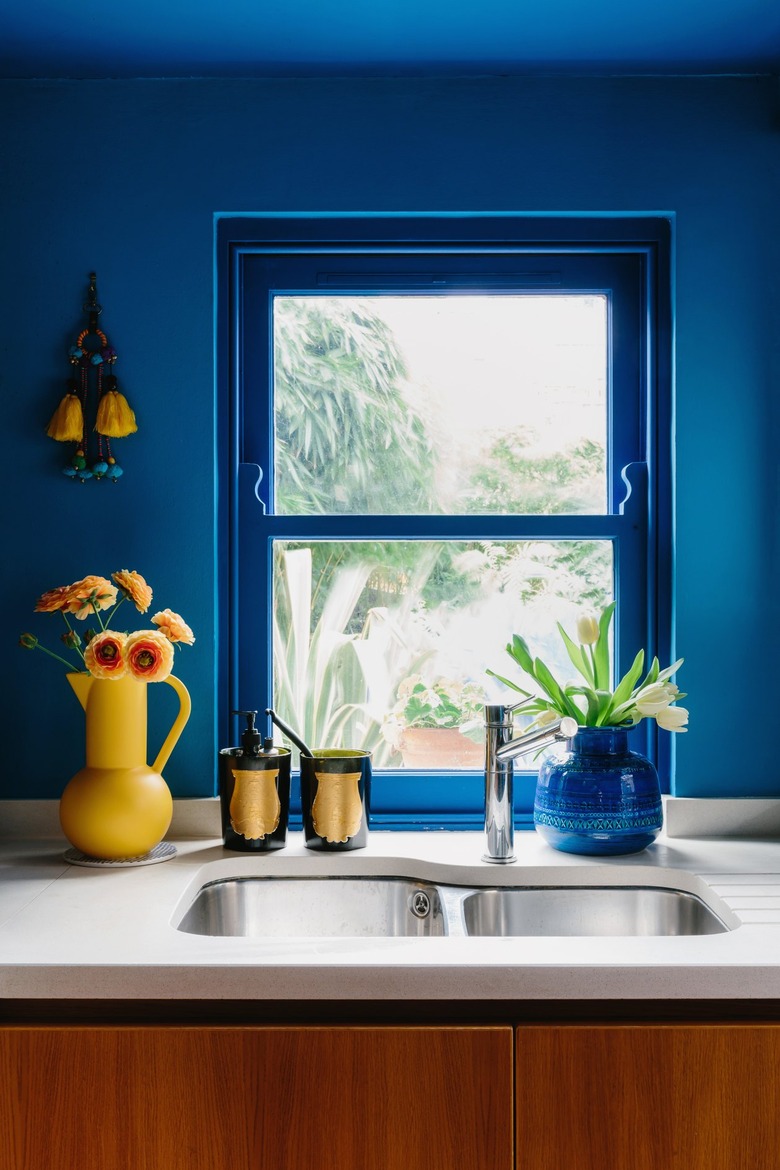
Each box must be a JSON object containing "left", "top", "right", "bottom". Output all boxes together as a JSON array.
[{"left": 176, "top": 873, "right": 734, "bottom": 939}]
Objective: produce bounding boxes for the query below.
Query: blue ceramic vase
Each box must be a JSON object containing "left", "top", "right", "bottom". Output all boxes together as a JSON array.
[{"left": 533, "top": 726, "right": 663, "bottom": 856}]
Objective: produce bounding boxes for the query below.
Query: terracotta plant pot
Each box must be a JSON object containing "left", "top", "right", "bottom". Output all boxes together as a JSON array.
[{"left": 399, "top": 727, "right": 484, "bottom": 769}]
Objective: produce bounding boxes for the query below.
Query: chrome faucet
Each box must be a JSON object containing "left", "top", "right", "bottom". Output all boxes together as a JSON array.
[{"left": 483, "top": 701, "right": 579, "bottom": 863}]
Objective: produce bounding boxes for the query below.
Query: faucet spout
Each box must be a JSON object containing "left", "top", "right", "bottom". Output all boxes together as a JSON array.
[
  {"left": 495, "top": 716, "right": 579, "bottom": 763},
  {"left": 482, "top": 703, "right": 578, "bottom": 864}
]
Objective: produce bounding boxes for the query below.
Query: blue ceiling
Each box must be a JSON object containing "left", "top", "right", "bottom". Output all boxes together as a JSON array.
[{"left": 2, "top": 0, "right": 779, "bottom": 78}]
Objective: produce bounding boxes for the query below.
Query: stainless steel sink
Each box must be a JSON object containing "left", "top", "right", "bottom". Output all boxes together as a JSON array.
[
  {"left": 461, "top": 885, "right": 729, "bottom": 937},
  {"left": 176, "top": 877, "right": 446, "bottom": 938},
  {"left": 175, "top": 874, "right": 732, "bottom": 939}
]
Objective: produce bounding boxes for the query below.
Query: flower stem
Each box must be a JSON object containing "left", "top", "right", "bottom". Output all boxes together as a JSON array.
[
  {"left": 588, "top": 645, "right": 597, "bottom": 687},
  {"left": 32, "top": 644, "right": 83, "bottom": 671},
  {"left": 105, "top": 595, "right": 126, "bottom": 626}
]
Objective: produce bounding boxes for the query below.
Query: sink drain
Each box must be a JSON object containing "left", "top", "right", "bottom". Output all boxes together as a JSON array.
[{"left": 410, "top": 890, "right": 431, "bottom": 918}]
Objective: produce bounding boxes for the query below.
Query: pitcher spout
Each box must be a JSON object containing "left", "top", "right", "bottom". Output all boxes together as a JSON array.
[{"left": 66, "top": 671, "right": 93, "bottom": 713}]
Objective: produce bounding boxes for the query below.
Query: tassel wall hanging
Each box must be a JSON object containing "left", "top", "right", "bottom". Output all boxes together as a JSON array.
[{"left": 46, "top": 273, "right": 137, "bottom": 482}]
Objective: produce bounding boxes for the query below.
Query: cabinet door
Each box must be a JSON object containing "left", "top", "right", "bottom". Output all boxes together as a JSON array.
[
  {"left": 516, "top": 1024, "right": 780, "bottom": 1170},
  {"left": 0, "top": 1025, "right": 513, "bottom": 1170}
]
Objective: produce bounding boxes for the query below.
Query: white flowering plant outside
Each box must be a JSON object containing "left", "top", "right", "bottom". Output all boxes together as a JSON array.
[{"left": 487, "top": 601, "right": 688, "bottom": 733}]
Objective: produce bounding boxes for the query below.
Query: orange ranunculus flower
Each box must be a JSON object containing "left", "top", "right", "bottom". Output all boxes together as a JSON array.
[
  {"left": 66, "top": 576, "right": 118, "bottom": 620},
  {"left": 125, "top": 630, "right": 174, "bottom": 682},
  {"left": 34, "top": 586, "right": 71, "bottom": 613},
  {"left": 151, "top": 608, "right": 195, "bottom": 645},
  {"left": 112, "top": 569, "right": 153, "bottom": 614},
  {"left": 84, "top": 631, "right": 128, "bottom": 679}
]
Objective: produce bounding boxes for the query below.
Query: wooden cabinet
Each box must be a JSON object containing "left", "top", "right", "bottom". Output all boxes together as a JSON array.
[
  {"left": 0, "top": 1026, "right": 513, "bottom": 1170},
  {"left": 516, "top": 1024, "right": 780, "bottom": 1170},
  {"left": 3, "top": 1019, "right": 779, "bottom": 1170}
]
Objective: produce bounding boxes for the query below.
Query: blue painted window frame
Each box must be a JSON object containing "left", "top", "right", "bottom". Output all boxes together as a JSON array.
[{"left": 216, "top": 214, "right": 672, "bottom": 829}]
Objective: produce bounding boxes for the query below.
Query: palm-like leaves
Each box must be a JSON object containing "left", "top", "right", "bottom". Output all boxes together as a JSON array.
[{"left": 274, "top": 298, "right": 433, "bottom": 515}]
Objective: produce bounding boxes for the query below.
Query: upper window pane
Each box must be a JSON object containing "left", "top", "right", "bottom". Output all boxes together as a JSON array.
[{"left": 273, "top": 294, "right": 607, "bottom": 516}]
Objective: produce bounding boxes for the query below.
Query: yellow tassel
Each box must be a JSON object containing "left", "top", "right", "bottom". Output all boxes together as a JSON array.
[
  {"left": 96, "top": 390, "right": 138, "bottom": 438},
  {"left": 46, "top": 393, "right": 84, "bottom": 442}
]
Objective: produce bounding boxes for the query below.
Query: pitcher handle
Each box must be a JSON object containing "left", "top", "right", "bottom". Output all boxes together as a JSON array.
[{"left": 153, "top": 674, "right": 192, "bottom": 775}]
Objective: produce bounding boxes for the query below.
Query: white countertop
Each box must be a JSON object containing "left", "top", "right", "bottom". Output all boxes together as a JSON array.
[{"left": 2, "top": 822, "right": 780, "bottom": 1001}]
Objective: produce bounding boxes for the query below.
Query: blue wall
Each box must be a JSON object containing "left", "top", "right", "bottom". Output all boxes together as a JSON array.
[{"left": 1, "top": 76, "right": 777, "bottom": 799}]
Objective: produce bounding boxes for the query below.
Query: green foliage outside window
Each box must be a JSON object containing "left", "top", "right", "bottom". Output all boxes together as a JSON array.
[{"left": 271, "top": 299, "right": 612, "bottom": 757}]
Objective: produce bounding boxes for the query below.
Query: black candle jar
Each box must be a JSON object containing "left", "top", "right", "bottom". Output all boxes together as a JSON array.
[{"left": 299, "top": 749, "right": 371, "bottom": 851}]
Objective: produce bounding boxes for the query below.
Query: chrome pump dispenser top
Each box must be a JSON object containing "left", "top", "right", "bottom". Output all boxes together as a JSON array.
[{"left": 218, "top": 709, "right": 291, "bottom": 852}]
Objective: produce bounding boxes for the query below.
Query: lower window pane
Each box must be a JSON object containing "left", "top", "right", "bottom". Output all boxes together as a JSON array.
[{"left": 272, "top": 540, "right": 613, "bottom": 769}]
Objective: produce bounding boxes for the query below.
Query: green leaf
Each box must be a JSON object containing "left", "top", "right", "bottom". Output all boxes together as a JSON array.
[
  {"left": 530, "top": 658, "right": 563, "bottom": 705},
  {"left": 635, "top": 655, "right": 660, "bottom": 694},
  {"left": 601, "top": 648, "right": 645, "bottom": 724},
  {"left": 567, "top": 685, "right": 601, "bottom": 725},
  {"left": 656, "top": 657, "right": 684, "bottom": 683},
  {"left": 505, "top": 635, "right": 536, "bottom": 679},
  {"left": 557, "top": 622, "right": 594, "bottom": 686},
  {"left": 594, "top": 690, "right": 616, "bottom": 725},
  {"left": 593, "top": 601, "right": 616, "bottom": 690},
  {"left": 484, "top": 668, "right": 533, "bottom": 697},
  {"left": 533, "top": 658, "right": 580, "bottom": 721},
  {"left": 520, "top": 700, "right": 556, "bottom": 719}
]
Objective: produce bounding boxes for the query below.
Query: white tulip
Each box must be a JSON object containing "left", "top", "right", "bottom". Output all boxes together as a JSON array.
[
  {"left": 634, "top": 682, "right": 676, "bottom": 716},
  {"left": 576, "top": 614, "right": 600, "bottom": 645},
  {"left": 656, "top": 705, "right": 689, "bottom": 732}
]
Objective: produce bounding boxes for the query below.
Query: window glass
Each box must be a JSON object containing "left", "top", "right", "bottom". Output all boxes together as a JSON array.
[
  {"left": 272, "top": 539, "right": 613, "bottom": 769},
  {"left": 273, "top": 294, "right": 607, "bottom": 516}
]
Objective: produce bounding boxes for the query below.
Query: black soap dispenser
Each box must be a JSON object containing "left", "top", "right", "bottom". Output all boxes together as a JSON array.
[{"left": 218, "top": 710, "right": 291, "bottom": 852}]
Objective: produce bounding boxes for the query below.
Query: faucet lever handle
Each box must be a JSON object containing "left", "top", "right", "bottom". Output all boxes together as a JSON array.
[
  {"left": 484, "top": 697, "right": 536, "bottom": 727},
  {"left": 508, "top": 697, "right": 537, "bottom": 714}
]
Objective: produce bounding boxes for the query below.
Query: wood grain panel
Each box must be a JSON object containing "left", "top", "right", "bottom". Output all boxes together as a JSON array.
[
  {"left": 516, "top": 1024, "right": 780, "bottom": 1170},
  {"left": 671, "top": 1025, "right": 780, "bottom": 1170},
  {"left": 0, "top": 1025, "right": 513, "bottom": 1170}
]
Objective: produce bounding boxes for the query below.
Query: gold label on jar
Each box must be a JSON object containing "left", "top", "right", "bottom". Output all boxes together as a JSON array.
[
  {"left": 230, "top": 768, "right": 281, "bottom": 840},
  {"left": 311, "top": 771, "right": 363, "bottom": 843}
]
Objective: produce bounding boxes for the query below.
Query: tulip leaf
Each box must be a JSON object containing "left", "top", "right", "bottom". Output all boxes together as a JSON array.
[
  {"left": 635, "top": 655, "right": 660, "bottom": 694},
  {"left": 533, "top": 658, "right": 580, "bottom": 721},
  {"left": 596, "top": 690, "right": 616, "bottom": 724},
  {"left": 656, "top": 657, "right": 684, "bottom": 683},
  {"left": 569, "top": 685, "right": 601, "bottom": 725},
  {"left": 601, "top": 649, "right": 645, "bottom": 724},
  {"left": 557, "top": 622, "right": 594, "bottom": 686},
  {"left": 485, "top": 668, "right": 533, "bottom": 697},
  {"left": 593, "top": 601, "right": 616, "bottom": 690},
  {"left": 506, "top": 635, "right": 535, "bottom": 679}
]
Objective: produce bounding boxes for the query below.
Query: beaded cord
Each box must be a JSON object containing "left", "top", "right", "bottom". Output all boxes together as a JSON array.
[{"left": 47, "top": 275, "right": 133, "bottom": 482}]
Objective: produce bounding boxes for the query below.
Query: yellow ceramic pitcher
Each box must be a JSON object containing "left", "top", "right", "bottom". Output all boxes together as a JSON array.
[{"left": 59, "top": 672, "right": 191, "bottom": 859}]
